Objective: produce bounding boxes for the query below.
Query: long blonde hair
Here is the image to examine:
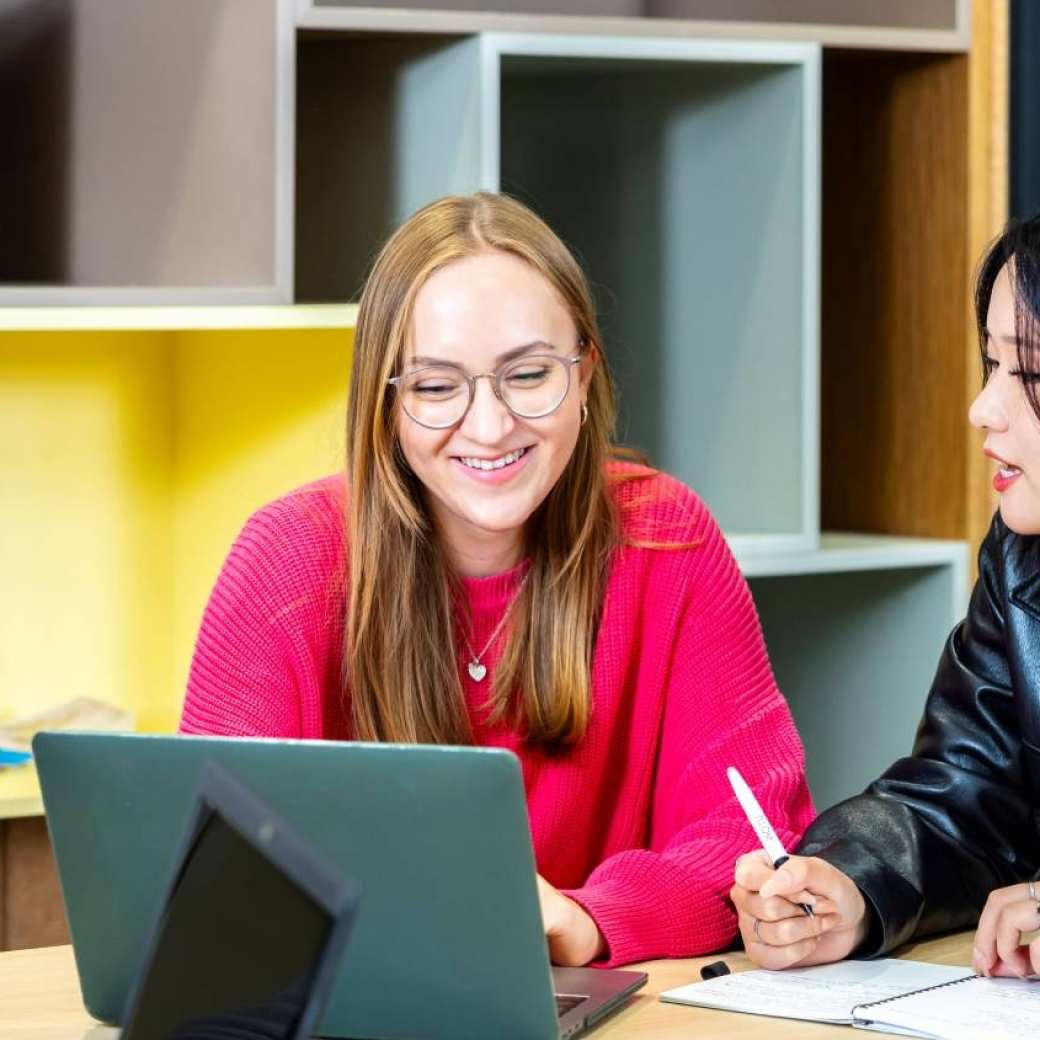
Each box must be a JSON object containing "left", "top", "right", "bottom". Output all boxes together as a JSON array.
[{"left": 345, "top": 192, "right": 626, "bottom": 750}]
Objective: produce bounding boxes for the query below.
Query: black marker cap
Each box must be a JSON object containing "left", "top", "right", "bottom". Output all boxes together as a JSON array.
[{"left": 699, "top": 960, "right": 731, "bottom": 980}]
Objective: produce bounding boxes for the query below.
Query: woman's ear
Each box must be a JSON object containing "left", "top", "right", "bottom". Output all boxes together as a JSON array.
[{"left": 579, "top": 340, "right": 600, "bottom": 389}]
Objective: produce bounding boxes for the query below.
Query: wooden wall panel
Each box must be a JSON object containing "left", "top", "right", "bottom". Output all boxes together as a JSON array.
[
  {"left": 1, "top": 819, "right": 69, "bottom": 951},
  {"left": 966, "top": 0, "right": 1008, "bottom": 553},
  {"left": 0, "top": 830, "right": 5, "bottom": 947},
  {"left": 822, "top": 50, "right": 969, "bottom": 539},
  {"left": 822, "top": 0, "right": 1008, "bottom": 554}
]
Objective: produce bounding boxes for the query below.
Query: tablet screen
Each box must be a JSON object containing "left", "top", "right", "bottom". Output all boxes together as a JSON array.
[{"left": 122, "top": 809, "right": 332, "bottom": 1040}]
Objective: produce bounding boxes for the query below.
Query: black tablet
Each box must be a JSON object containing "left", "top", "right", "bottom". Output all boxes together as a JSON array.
[{"left": 119, "top": 761, "right": 360, "bottom": 1040}]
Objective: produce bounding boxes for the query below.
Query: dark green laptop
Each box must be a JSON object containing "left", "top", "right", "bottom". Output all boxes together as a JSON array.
[{"left": 35, "top": 732, "right": 646, "bottom": 1040}]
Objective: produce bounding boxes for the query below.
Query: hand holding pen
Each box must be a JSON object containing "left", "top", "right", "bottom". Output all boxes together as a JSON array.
[
  {"left": 727, "top": 766, "right": 871, "bottom": 970},
  {"left": 727, "top": 766, "right": 815, "bottom": 918}
]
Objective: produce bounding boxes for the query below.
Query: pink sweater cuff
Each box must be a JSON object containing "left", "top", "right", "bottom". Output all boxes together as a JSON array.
[{"left": 562, "top": 874, "right": 736, "bottom": 969}]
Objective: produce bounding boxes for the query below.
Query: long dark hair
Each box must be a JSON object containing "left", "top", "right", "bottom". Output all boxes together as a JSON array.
[{"left": 976, "top": 214, "right": 1040, "bottom": 419}]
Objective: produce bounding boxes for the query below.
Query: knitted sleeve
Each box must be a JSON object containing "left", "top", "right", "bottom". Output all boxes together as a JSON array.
[
  {"left": 565, "top": 507, "right": 816, "bottom": 966},
  {"left": 179, "top": 482, "right": 346, "bottom": 739}
]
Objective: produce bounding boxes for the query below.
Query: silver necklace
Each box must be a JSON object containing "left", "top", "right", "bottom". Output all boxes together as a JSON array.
[{"left": 462, "top": 570, "right": 531, "bottom": 683}]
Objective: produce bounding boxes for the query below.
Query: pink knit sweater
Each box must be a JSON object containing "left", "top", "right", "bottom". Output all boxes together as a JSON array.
[{"left": 180, "top": 465, "right": 814, "bottom": 966}]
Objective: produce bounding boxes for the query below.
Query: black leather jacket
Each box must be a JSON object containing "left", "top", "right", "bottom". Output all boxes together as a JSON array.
[{"left": 797, "top": 513, "right": 1040, "bottom": 955}]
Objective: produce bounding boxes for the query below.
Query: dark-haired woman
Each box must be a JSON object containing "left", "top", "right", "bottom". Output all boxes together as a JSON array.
[
  {"left": 179, "top": 192, "right": 814, "bottom": 967},
  {"left": 731, "top": 215, "right": 1040, "bottom": 979}
]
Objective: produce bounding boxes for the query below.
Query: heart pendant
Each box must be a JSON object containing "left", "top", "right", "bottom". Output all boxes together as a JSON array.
[{"left": 467, "top": 660, "right": 488, "bottom": 682}]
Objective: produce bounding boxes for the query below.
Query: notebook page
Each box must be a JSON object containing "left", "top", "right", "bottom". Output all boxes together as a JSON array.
[
  {"left": 661, "top": 960, "right": 969, "bottom": 1025},
  {"left": 853, "top": 975, "right": 1040, "bottom": 1040}
]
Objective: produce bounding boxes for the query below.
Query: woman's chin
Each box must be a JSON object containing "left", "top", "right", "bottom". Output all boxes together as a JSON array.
[
  {"left": 998, "top": 491, "right": 1040, "bottom": 536},
  {"left": 457, "top": 504, "right": 537, "bottom": 538}
]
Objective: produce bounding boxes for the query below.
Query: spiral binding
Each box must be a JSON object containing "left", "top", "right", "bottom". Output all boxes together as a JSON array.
[{"left": 853, "top": 972, "right": 979, "bottom": 1013}]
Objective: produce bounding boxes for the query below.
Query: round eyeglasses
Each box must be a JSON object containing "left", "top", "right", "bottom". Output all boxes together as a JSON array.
[{"left": 388, "top": 352, "right": 583, "bottom": 430}]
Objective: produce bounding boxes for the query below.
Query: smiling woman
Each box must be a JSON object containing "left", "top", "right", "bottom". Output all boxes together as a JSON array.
[
  {"left": 391, "top": 252, "right": 589, "bottom": 578},
  {"left": 179, "top": 192, "right": 814, "bottom": 969}
]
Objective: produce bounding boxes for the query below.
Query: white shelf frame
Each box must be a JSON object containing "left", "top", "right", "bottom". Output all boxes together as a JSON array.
[
  {"left": 737, "top": 531, "right": 969, "bottom": 582},
  {"left": 738, "top": 532, "right": 969, "bottom": 617},
  {"left": 0, "top": 304, "right": 358, "bottom": 332},
  {"left": 296, "top": 1, "right": 970, "bottom": 53}
]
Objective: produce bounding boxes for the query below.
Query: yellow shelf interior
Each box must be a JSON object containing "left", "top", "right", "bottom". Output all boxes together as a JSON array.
[{"left": 2, "top": 326, "right": 354, "bottom": 734}]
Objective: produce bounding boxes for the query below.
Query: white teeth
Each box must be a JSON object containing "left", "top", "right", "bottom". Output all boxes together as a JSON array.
[{"left": 459, "top": 447, "right": 526, "bottom": 471}]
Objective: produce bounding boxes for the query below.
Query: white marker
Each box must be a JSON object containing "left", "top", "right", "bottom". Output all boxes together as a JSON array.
[{"left": 727, "top": 765, "right": 814, "bottom": 918}]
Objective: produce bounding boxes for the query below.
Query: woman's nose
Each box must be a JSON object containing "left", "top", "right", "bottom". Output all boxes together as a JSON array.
[
  {"left": 460, "top": 376, "right": 513, "bottom": 442},
  {"left": 968, "top": 375, "right": 1008, "bottom": 432}
]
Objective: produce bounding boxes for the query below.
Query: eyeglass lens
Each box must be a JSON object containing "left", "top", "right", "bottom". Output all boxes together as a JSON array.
[{"left": 398, "top": 355, "right": 572, "bottom": 428}]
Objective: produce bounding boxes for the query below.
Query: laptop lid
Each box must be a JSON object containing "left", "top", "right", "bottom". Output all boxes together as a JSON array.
[
  {"left": 36, "top": 732, "right": 563, "bottom": 1040},
  {"left": 120, "top": 762, "right": 360, "bottom": 1040}
]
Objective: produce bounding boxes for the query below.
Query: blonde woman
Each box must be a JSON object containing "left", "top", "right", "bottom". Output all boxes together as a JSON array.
[{"left": 180, "top": 193, "right": 814, "bottom": 967}]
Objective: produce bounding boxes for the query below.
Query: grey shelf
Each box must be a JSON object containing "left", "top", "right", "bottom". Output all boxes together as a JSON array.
[
  {"left": 0, "top": 0, "right": 296, "bottom": 305},
  {"left": 0, "top": 0, "right": 968, "bottom": 306},
  {"left": 297, "top": 31, "right": 820, "bottom": 552}
]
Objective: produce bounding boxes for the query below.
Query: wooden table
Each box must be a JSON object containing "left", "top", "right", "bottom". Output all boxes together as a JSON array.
[{"left": 0, "top": 932, "right": 973, "bottom": 1039}]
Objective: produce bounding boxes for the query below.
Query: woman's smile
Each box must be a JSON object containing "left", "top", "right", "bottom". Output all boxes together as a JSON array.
[
  {"left": 985, "top": 447, "right": 1023, "bottom": 493},
  {"left": 452, "top": 444, "right": 534, "bottom": 483}
]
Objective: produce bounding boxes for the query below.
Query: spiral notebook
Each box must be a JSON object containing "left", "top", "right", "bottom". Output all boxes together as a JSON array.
[{"left": 661, "top": 958, "right": 1040, "bottom": 1038}]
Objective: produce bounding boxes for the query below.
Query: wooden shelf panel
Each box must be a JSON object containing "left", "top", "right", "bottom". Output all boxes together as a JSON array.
[{"left": 821, "top": 49, "right": 973, "bottom": 542}]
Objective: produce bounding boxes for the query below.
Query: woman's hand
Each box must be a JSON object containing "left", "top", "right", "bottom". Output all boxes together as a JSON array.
[
  {"left": 536, "top": 874, "right": 606, "bottom": 966},
  {"left": 730, "top": 851, "right": 869, "bottom": 969},
  {"left": 973, "top": 881, "right": 1040, "bottom": 978}
]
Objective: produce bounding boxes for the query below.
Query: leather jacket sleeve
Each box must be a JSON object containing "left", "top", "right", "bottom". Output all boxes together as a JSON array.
[{"left": 796, "top": 515, "right": 1040, "bottom": 956}]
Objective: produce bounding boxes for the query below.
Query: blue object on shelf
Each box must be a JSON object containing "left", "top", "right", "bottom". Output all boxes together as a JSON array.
[{"left": 0, "top": 748, "right": 32, "bottom": 768}]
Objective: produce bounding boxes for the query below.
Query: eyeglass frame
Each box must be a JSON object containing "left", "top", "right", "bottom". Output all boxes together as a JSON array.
[{"left": 386, "top": 344, "right": 587, "bottom": 430}]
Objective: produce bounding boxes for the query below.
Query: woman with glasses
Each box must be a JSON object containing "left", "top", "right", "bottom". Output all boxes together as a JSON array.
[{"left": 179, "top": 192, "right": 813, "bottom": 967}]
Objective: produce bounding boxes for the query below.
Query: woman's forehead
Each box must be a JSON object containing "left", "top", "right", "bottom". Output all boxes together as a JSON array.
[{"left": 407, "top": 254, "right": 576, "bottom": 361}]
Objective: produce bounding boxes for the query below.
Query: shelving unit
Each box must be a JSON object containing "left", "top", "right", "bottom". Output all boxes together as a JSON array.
[
  {"left": 297, "top": 31, "right": 819, "bottom": 551},
  {"left": 3, "top": 313, "right": 355, "bottom": 736},
  {"left": 0, "top": 0, "right": 297, "bottom": 305},
  {"left": 0, "top": 0, "right": 1008, "bottom": 948}
]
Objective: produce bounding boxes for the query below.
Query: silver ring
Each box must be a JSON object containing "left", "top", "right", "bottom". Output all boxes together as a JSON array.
[
  {"left": 753, "top": 917, "right": 763, "bottom": 942},
  {"left": 1029, "top": 879, "right": 1037, "bottom": 904}
]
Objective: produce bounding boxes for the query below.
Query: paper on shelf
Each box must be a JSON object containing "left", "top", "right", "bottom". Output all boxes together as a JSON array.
[{"left": 0, "top": 697, "right": 134, "bottom": 751}]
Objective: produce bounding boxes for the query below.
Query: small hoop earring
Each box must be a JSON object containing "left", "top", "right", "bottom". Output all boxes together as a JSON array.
[{"left": 580, "top": 403, "right": 589, "bottom": 426}]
